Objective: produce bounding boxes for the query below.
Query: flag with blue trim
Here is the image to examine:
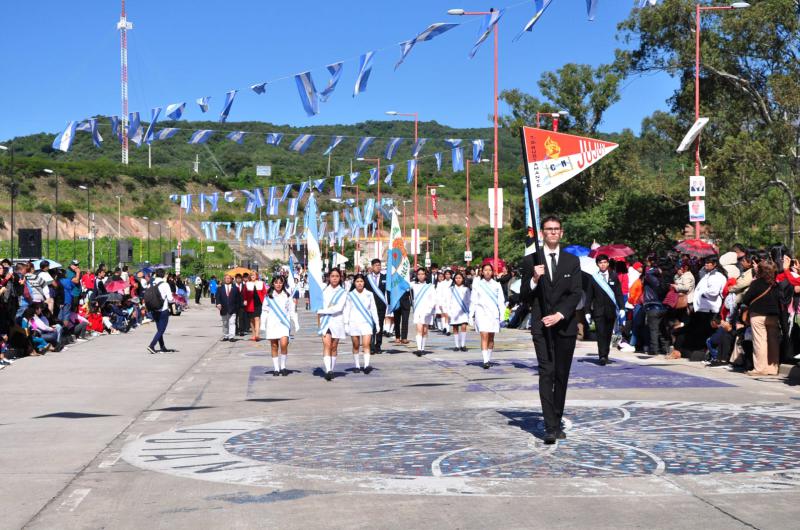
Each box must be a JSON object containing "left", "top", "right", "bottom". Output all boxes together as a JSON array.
[
  {"left": 188, "top": 130, "right": 214, "bottom": 144},
  {"left": 219, "top": 90, "right": 237, "bottom": 123},
  {"left": 368, "top": 167, "right": 379, "bottom": 185},
  {"left": 289, "top": 134, "right": 315, "bottom": 153},
  {"left": 434, "top": 152, "right": 442, "bottom": 172},
  {"left": 154, "top": 128, "right": 180, "bottom": 141},
  {"left": 324, "top": 135, "right": 345, "bottom": 155},
  {"left": 384, "top": 137, "right": 403, "bottom": 160},
  {"left": 266, "top": 132, "right": 283, "bottom": 146},
  {"left": 295, "top": 71, "right": 319, "bottom": 116},
  {"left": 470, "top": 9, "right": 503, "bottom": 59},
  {"left": 394, "top": 22, "right": 459, "bottom": 70},
  {"left": 52, "top": 121, "right": 78, "bottom": 152},
  {"left": 355, "top": 136, "right": 375, "bottom": 158},
  {"left": 385, "top": 164, "right": 395, "bottom": 185},
  {"left": 586, "top": 0, "right": 598, "bottom": 20},
  {"left": 472, "top": 139, "right": 485, "bottom": 163},
  {"left": 226, "top": 131, "right": 247, "bottom": 144},
  {"left": 320, "top": 62, "right": 344, "bottom": 102},
  {"left": 353, "top": 51, "right": 375, "bottom": 96},
  {"left": 196, "top": 96, "right": 211, "bottom": 113},
  {"left": 165, "top": 102, "right": 185, "bottom": 120},
  {"left": 144, "top": 107, "right": 162, "bottom": 145},
  {"left": 513, "top": 0, "right": 553, "bottom": 41},
  {"left": 250, "top": 82, "right": 267, "bottom": 94},
  {"left": 334, "top": 175, "right": 344, "bottom": 198},
  {"left": 412, "top": 138, "right": 428, "bottom": 158},
  {"left": 350, "top": 172, "right": 360, "bottom": 185},
  {"left": 407, "top": 159, "right": 417, "bottom": 184},
  {"left": 280, "top": 184, "right": 293, "bottom": 202}
]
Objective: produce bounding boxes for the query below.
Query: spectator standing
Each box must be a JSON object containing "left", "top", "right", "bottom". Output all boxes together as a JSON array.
[
  {"left": 146, "top": 269, "right": 174, "bottom": 354},
  {"left": 741, "top": 260, "right": 781, "bottom": 376},
  {"left": 216, "top": 274, "right": 241, "bottom": 341}
]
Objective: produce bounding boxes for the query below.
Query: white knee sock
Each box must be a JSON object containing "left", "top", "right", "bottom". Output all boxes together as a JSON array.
[
  {"left": 421, "top": 335, "right": 426, "bottom": 351},
  {"left": 272, "top": 357, "right": 280, "bottom": 371},
  {"left": 323, "top": 355, "right": 332, "bottom": 372},
  {"left": 330, "top": 356, "right": 337, "bottom": 370},
  {"left": 364, "top": 352, "right": 371, "bottom": 368},
  {"left": 279, "top": 354, "right": 287, "bottom": 370},
  {"left": 487, "top": 349, "right": 493, "bottom": 362},
  {"left": 481, "top": 350, "right": 489, "bottom": 363},
  {"left": 459, "top": 331, "right": 467, "bottom": 347},
  {"left": 415, "top": 334, "right": 422, "bottom": 351},
  {"left": 453, "top": 333, "right": 460, "bottom": 348},
  {"left": 352, "top": 353, "right": 361, "bottom": 369}
]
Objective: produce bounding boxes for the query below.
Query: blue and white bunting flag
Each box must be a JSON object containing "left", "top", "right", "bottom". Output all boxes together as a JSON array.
[
  {"left": 353, "top": 51, "right": 375, "bottom": 96},
  {"left": 205, "top": 192, "right": 219, "bottom": 213},
  {"left": 323, "top": 135, "right": 345, "bottom": 155},
  {"left": 52, "top": 121, "right": 78, "bottom": 152},
  {"left": 368, "top": 167, "right": 379, "bottom": 185},
  {"left": 395, "top": 22, "right": 459, "bottom": 69},
  {"left": 407, "top": 159, "right": 417, "bottom": 184},
  {"left": 355, "top": 136, "right": 375, "bottom": 158},
  {"left": 128, "top": 111, "right": 141, "bottom": 141},
  {"left": 363, "top": 198, "right": 375, "bottom": 228},
  {"left": 289, "top": 134, "right": 315, "bottom": 153},
  {"left": 320, "top": 62, "right": 344, "bottom": 102},
  {"left": 586, "top": 0, "right": 599, "bottom": 20},
  {"left": 472, "top": 139, "right": 485, "bottom": 163},
  {"left": 384, "top": 164, "right": 395, "bottom": 185},
  {"left": 241, "top": 188, "right": 266, "bottom": 214},
  {"left": 267, "top": 186, "right": 277, "bottom": 211},
  {"left": 89, "top": 119, "right": 103, "bottom": 147},
  {"left": 297, "top": 181, "right": 309, "bottom": 201},
  {"left": 294, "top": 71, "right": 319, "bottom": 117},
  {"left": 188, "top": 130, "right": 214, "bottom": 144},
  {"left": 434, "top": 152, "right": 443, "bottom": 172},
  {"left": 165, "top": 102, "right": 185, "bottom": 120},
  {"left": 144, "top": 107, "right": 162, "bottom": 145},
  {"left": 333, "top": 211, "right": 340, "bottom": 234},
  {"left": 250, "top": 82, "right": 268, "bottom": 94},
  {"left": 639, "top": 0, "right": 658, "bottom": 7},
  {"left": 219, "top": 90, "right": 237, "bottom": 123},
  {"left": 412, "top": 138, "right": 428, "bottom": 158},
  {"left": 265, "top": 132, "right": 283, "bottom": 146},
  {"left": 223, "top": 191, "right": 237, "bottom": 203},
  {"left": 226, "top": 131, "right": 247, "bottom": 144},
  {"left": 110, "top": 115, "right": 119, "bottom": 138},
  {"left": 154, "top": 128, "right": 180, "bottom": 141},
  {"left": 280, "top": 184, "right": 293, "bottom": 202},
  {"left": 452, "top": 147, "right": 465, "bottom": 172},
  {"left": 313, "top": 178, "right": 325, "bottom": 192},
  {"left": 196, "top": 96, "right": 211, "bottom": 113},
  {"left": 334, "top": 175, "right": 344, "bottom": 198},
  {"left": 353, "top": 206, "right": 364, "bottom": 229},
  {"left": 287, "top": 197, "right": 299, "bottom": 216},
  {"left": 469, "top": 9, "right": 504, "bottom": 59},
  {"left": 513, "top": 0, "right": 553, "bottom": 41},
  {"left": 384, "top": 137, "right": 403, "bottom": 160},
  {"left": 267, "top": 197, "right": 280, "bottom": 216},
  {"left": 181, "top": 194, "right": 192, "bottom": 213},
  {"left": 350, "top": 172, "right": 360, "bottom": 185},
  {"left": 76, "top": 120, "right": 92, "bottom": 132}
]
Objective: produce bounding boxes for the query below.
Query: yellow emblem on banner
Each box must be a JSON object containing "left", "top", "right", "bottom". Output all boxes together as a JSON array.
[{"left": 544, "top": 136, "right": 561, "bottom": 159}]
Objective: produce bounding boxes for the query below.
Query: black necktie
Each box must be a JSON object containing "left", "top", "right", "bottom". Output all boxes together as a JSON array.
[{"left": 549, "top": 253, "right": 557, "bottom": 281}]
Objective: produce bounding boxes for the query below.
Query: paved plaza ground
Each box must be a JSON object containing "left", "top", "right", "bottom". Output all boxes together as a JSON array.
[{"left": 2, "top": 304, "right": 800, "bottom": 529}]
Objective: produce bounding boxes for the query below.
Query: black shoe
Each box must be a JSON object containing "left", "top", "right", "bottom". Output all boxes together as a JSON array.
[
  {"left": 543, "top": 432, "right": 557, "bottom": 445},
  {"left": 483, "top": 362, "right": 490, "bottom": 370},
  {"left": 556, "top": 430, "right": 567, "bottom": 440},
  {"left": 446, "top": 331, "right": 451, "bottom": 336},
  {"left": 161, "top": 348, "right": 177, "bottom": 353},
  {"left": 325, "top": 371, "right": 333, "bottom": 381},
  {"left": 461, "top": 346, "right": 467, "bottom": 352},
  {"left": 352, "top": 367, "right": 362, "bottom": 373},
  {"left": 374, "top": 350, "right": 382, "bottom": 355},
  {"left": 599, "top": 358, "right": 608, "bottom": 366},
  {"left": 146, "top": 346, "right": 157, "bottom": 355},
  {"left": 363, "top": 366, "right": 373, "bottom": 374},
  {"left": 414, "top": 350, "right": 423, "bottom": 357},
  {"left": 272, "top": 370, "right": 280, "bottom": 377},
  {"left": 221, "top": 337, "right": 229, "bottom": 342},
  {"left": 281, "top": 368, "right": 289, "bottom": 376},
  {"left": 453, "top": 347, "right": 461, "bottom": 352}
]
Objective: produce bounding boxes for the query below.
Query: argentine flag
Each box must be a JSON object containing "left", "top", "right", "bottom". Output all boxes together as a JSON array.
[
  {"left": 52, "top": 121, "right": 78, "bottom": 152},
  {"left": 305, "top": 194, "right": 324, "bottom": 311}
]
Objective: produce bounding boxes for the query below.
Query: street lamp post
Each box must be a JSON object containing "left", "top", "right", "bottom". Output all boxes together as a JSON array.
[
  {"left": 449, "top": 7, "right": 501, "bottom": 269},
  {"left": 425, "top": 184, "right": 446, "bottom": 255},
  {"left": 115, "top": 195, "right": 122, "bottom": 238},
  {"left": 142, "top": 216, "right": 150, "bottom": 263},
  {"left": 357, "top": 156, "right": 382, "bottom": 259},
  {"left": 465, "top": 158, "right": 491, "bottom": 264},
  {"left": 78, "top": 185, "right": 91, "bottom": 267},
  {"left": 0, "top": 144, "right": 15, "bottom": 258},
  {"left": 536, "top": 110, "right": 569, "bottom": 131},
  {"left": 386, "top": 110, "right": 420, "bottom": 268},
  {"left": 43, "top": 168, "right": 58, "bottom": 260},
  {"left": 154, "top": 221, "right": 162, "bottom": 260},
  {"left": 694, "top": 1, "right": 750, "bottom": 239}
]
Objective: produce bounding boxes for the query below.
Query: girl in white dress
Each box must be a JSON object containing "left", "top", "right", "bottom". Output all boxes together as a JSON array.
[
  {"left": 261, "top": 276, "right": 296, "bottom": 377},
  {"left": 411, "top": 268, "right": 437, "bottom": 356},
  {"left": 435, "top": 270, "right": 452, "bottom": 335},
  {"left": 448, "top": 271, "right": 471, "bottom": 352},
  {"left": 344, "top": 274, "right": 380, "bottom": 374},
  {"left": 317, "top": 269, "right": 347, "bottom": 381},
  {"left": 469, "top": 263, "right": 505, "bottom": 369}
]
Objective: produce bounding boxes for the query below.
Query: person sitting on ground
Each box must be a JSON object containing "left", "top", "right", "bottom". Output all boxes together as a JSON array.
[
  {"left": 31, "top": 303, "right": 64, "bottom": 351},
  {"left": 20, "top": 307, "right": 50, "bottom": 355},
  {"left": 62, "top": 300, "right": 90, "bottom": 342}
]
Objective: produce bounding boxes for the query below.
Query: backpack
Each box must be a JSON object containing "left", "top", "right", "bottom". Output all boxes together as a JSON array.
[{"left": 144, "top": 282, "right": 164, "bottom": 312}]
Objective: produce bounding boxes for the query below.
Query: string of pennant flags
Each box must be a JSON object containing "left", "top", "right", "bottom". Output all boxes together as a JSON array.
[{"left": 50, "top": 0, "right": 633, "bottom": 153}]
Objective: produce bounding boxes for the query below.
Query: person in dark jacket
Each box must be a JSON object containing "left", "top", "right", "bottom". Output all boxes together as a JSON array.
[
  {"left": 642, "top": 258, "right": 671, "bottom": 355},
  {"left": 584, "top": 254, "right": 625, "bottom": 365},
  {"left": 741, "top": 260, "right": 781, "bottom": 376},
  {"left": 216, "top": 274, "right": 242, "bottom": 341}
]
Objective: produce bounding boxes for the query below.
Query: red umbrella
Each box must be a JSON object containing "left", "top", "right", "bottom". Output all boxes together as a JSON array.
[
  {"left": 481, "top": 257, "right": 506, "bottom": 273},
  {"left": 588, "top": 244, "right": 635, "bottom": 259},
  {"left": 104, "top": 279, "right": 128, "bottom": 294},
  {"left": 675, "top": 239, "right": 718, "bottom": 258}
]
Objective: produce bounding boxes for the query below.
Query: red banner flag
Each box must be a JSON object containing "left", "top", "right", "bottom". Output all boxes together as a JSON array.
[{"left": 431, "top": 188, "right": 439, "bottom": 220}]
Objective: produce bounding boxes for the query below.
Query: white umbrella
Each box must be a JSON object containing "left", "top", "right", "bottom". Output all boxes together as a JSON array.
[
  {"left": 579, "top": 256, "right": 599, "bottom": 275},
  {"left": 509, "top": 277, "right": 522, "bottom": 294}
]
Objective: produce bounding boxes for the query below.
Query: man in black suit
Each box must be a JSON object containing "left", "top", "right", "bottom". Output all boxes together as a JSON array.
[
  {"left": 216, "top": 274, "right": 241, "bottom": 341},
  {"left": 584, "top": 254, "right": 625, "bottom": 366},
  {"left": 366, "top": 258, "right": 388, "bottom": 354},
  {"left": 520, "top": 215, "right": 583, "bottom": 445}
]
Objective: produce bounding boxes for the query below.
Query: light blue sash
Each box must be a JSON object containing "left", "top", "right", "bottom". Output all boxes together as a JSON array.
[
  {"left": 592, "top": 271, "right": 618, "bottom": 310},
  {"left": 451, "top": 285, "right": 468, "bottom": 315},
  {"left": 367, "top": 274, "right": 387, "bottom": 305},
  {"left": 319, "top": 287, "right": 345, "bottom": 335},
  {"left": 266, "top": 295, "right": 290, "bottom": 330},
  {"left": 349, "top": 291, "right": 374, "bottom": 328},
  {"left": 478, "top": 280, "right": 500, "bottom": 315},
  {"left": 413, "top": 284, "right": 431, "bottom": 311}
]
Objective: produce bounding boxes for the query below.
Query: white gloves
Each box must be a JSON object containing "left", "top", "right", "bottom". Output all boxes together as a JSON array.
[
  {"left": 618, "top": 310, "right": 626, "bottom": 320},
  {"left": 585, "top": 314, "right": 593, "bottom": 325}
]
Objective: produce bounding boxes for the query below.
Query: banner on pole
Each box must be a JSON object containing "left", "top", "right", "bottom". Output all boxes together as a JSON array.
[
  {"left": 689, "top": 176, "right": 706, "bottom": 197},
  {"left": 689, "top": 200, "right": 706, "bottom": 222},
  {"left": 410, "top": 229, "right": 421, "bottom": 255},
  {"left": 431, "top": 188, "right": 439, "bottom": 220},
  {"left": 521, "top": 127, "right": 618, "bottom": 201},
  {"left": 256, "top": 165, "right": 272, "bottom": 177},
  {"left": 488, "top": 188, "right": 504, "bottom": 229}
]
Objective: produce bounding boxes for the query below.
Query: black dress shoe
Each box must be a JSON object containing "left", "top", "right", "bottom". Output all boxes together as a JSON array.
[
  {"left": 324, "top": 371, "right": 333, "bottom": 381},
  {"left": 543, "top": 432, "right": 557, "bottom": 444},
  {"left": 556, "top": 430, "right": 566, "bottom": 440},
  {"left": 414, "top": 350, "right": 423, "bottom": 357},
  {"left": 363, "top": 366, "right": 373, "bottom": 374},
  {"left": 599, "top": 358, "right": 608, "bottom": 366},
  {"left": 281, "top": 368, "right": 289, "bottom": 376},
  {"left": 461, "top": 346, "right": 467, "bottom": 352},
  {"left": 483, "top": 362, "right": 490, "bottom": 370},
  {"left": 272, "top": 370, "right": 280, "bottom": 377},
  {"left": 221, "top": 337, "right": 229, "bottom": 342},
  {"left": 352, "top": 367, "right": 361, "bottom": 373}
]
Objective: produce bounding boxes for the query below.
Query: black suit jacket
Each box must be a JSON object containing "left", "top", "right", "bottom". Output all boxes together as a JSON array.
[
  {"left": 585, "top": 270, "right": 624, "bottom": 318},
  {"left": 216, "top": 284, "right": 241, "bottom": 316},
  {"left": 520, "top": 249, "right": 583, "bottom": 338},
  {"left": 365, "top": 272, "right": 388, "bottom": 312}
]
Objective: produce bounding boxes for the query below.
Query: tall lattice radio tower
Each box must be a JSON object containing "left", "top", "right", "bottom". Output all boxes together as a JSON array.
[{"left": 116, "top": 0, "right": 133, "bottom": 165}]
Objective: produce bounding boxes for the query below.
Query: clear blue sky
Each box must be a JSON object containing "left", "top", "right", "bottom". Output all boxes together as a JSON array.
[{"left": 0, "top": 0, "right": 676, "bottom": 142}]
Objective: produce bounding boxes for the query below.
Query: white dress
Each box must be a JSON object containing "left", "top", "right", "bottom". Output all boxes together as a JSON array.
[
  {"left": 435, "top": 279, "right": 452, "bottom": 314},
  {"left": 412, "top": 282, "right": 437, "bottom": 325},
  {"left": 343, "top": 289, "right": 380, "bottom": 337},
  {"left": 317, "top": 285, "right": 347, "bottom": 339},
  {"left": 260, "top": 291, "right": 296, "bottom": 340},
  {"left": 447, "top": 284, "right": 472, "bottom": 325},
  {"left": 470, "top": 278, "right": 505, "bottom": 333}
]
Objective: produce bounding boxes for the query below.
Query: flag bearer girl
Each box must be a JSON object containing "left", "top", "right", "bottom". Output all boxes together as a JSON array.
[
  {"left": 411, "top": 268, "right": 437, "bottom": 356},
  {"left": 261, "top": 276, "right": 295, "bottom": 376},
  {"left": 317, "top": 269, "right": 347, "bottom": 381},
  {"left": 469, "top": 263, "right": 505, "bottom": 369},
  {"left": 344, "top": 274, "right": 380, "bottom": 374},
  {"left": 448, "top": 271, "right": 471, "bottom": 352}
]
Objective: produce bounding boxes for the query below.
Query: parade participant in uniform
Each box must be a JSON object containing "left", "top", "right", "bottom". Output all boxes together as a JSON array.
[
  {"left": 344, "top": 274, "right": 380, "bottom": 374},
  {"left": 584, "top": 254, "right": 625, "bottom": 365},
  {"left": 261, "top": 276, "right": 295, "bottom": 376},
  {"left": 435, "top": 270, "right": 452, "bottom": 335},
  {"left": 520, "top": 215, "right": 583, "bottom": 444},
  {"left": 317, "top": 269, "right": 347, "bottom": 381},
  {"left": 365, "top": 259, "right": 387, "bottom": 355},
  {"left": 411, "top": 268, "right": 437, "bottom": 356},
  {"left": 448, "top": 271, "right": 471, "bottom": 352},
  {"left": 470, "top": 263, "right": 505, "bottom": 369},
  {"left": 243, "top": 273, "right": 268, "bottom": 342}
]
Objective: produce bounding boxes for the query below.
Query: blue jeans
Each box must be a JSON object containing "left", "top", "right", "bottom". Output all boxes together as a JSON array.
[{"left": 148, "top": 310, "right": 170, "bottom": 350}]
